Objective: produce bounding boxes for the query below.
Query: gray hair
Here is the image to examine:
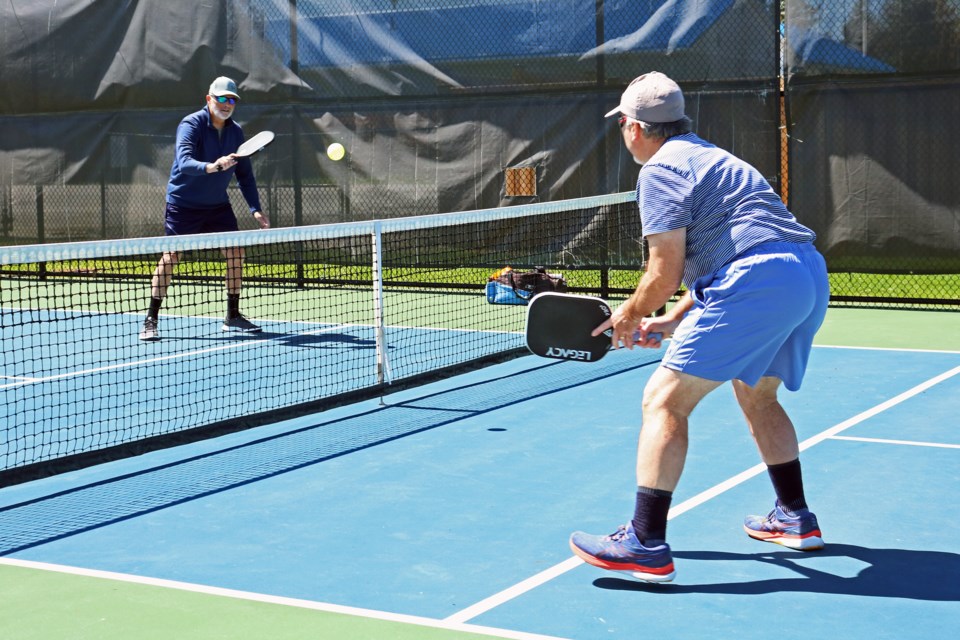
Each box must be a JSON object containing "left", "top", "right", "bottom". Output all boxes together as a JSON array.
[{"left": 639, "top": 116, "right": 693, "bottom": 140}]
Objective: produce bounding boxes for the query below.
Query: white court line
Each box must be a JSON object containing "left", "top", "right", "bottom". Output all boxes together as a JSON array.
[
  {"left": 1, "top": 375, "right": 40, "bottom": 383},
  {"left": 443, "top": 557, "right": 586, "bottom": 626},
  {"left": 444, "top": 363, "right": 960, "bottom": 624},
  {"left": 830, "top": 435, "right": 960, "bottom": 450},
  {"left": 0, "top": 557, "right": 569, "bottom": 640},
  {"left": 814, "top": 343, "right": 960, "bottom": 354},
  {"left": 0, "top": 322, "right": 362, "bottom": 390},
  {"left": 1, "top": 307, "right": 517, "bottom": 390}
]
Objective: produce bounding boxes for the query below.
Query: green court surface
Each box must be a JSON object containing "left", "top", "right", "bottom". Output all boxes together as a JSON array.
[
  {"left": 815, "top": 307, "right": 960, "bottom": 351},
  {"left": 0, "top": 278, "right": 522, "bottom": 331},
  {"left": 0, "top": 562, "right": 510, "bottom": 640},
  {"left": 1, "top": 305, "right": 956, "bottom": 640}
]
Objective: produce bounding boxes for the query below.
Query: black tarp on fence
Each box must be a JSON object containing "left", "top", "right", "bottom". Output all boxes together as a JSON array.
[{"left": 1, "top": 0, "right": 958, "bottom": 306}]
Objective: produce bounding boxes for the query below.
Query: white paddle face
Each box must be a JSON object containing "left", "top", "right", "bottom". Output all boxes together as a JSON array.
[{"left": 235, "top": 131, "right": 275, "bottom": 157}]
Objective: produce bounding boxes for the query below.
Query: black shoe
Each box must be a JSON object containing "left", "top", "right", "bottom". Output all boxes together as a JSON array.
[
  {"left": 139, "top": 317, "right": 160, "bottom": 341},
  {"left": 222, "top": 314, "right": 261, "bottom": 333}
]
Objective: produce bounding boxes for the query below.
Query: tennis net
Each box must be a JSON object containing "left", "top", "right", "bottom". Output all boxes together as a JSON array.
[{"left": 0, "top": 191, "right": 642, "bottom": 483}]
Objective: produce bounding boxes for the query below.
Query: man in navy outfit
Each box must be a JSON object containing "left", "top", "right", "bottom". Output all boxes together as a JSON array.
[{"left": 140, "top": 76, "right": 269, "bottom": 341}]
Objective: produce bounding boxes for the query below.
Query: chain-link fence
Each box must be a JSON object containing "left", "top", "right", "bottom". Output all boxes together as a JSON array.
[
  {"left": 784, "top": 0, "right": 960, "bottom": 308},
  {"left": 0, "top": 0, "right": 958, "bottom": 308}
]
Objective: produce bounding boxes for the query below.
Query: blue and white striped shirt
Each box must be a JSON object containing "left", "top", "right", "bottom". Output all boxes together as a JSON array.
[{"left": 638, "top": 133, "right": 815, "bottom": 287}]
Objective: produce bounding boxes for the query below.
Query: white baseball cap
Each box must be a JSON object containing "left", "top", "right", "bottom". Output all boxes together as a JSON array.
[
  {"left": 605, "top": 71, "right": 684, "bottom": 123},
  {"left": 208, "top": 76, "right": 240, "bottom": 100}
]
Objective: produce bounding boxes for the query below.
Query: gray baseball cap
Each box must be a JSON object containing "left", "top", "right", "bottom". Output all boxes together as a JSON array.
[
  {"left": 605, "top": 72, "right": 684, "bottom": 123},
  {"left": 208, "top": 76, "right": 240, "bottom": 100}
]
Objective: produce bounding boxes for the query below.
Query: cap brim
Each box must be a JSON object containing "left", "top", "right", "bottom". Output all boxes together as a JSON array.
[
  {"left": 211, "top": 92, "right": 240, "bottom": 99},
  {"left": 604, "top": 105, "right": 622, "bottom": 118}
]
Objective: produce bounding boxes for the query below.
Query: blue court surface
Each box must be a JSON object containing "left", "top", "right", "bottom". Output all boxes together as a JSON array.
[{"left": 1, "top": 339, "right": 959, "bottom": 639}]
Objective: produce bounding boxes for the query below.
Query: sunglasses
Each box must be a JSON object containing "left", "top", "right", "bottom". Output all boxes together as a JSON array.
[
  {"left": 618, "top": 115, "right": 629, "bottom": 129},
  {"left": 213, "top": 96, "right": 238, "bottom": 105}
]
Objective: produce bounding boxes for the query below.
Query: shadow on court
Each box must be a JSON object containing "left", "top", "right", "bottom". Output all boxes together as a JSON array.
[
  {"left": 155, "top": 330, "right": 376, "bottom": 350},
  {"left": 272, "top": 332, "right": 375, "bottom": 349},
  {"left": 593, "top": 545, "right": 960, "bottom": 601}
]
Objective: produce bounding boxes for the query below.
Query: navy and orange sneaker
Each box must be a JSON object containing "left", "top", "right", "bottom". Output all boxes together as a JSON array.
[
  {"left": 569, "top": 522, "right": 676, "bottom": 583},
  {"left": 744, "top": 502, "right": 824, "bottom": 550}
]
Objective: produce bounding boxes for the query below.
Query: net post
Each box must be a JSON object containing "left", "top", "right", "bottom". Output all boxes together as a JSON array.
[
  {"left": 36, "top": 185, "right": 47, "bottom": 279},
  {"left": 371, "top": 221, "right": 391, "bottom": 386}
]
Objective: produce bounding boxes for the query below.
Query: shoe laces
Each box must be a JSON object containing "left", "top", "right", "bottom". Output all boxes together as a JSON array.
[
  {"left": 606, "top": 525, "right": 630, "bottom": 542},
  {"left": 765, "top": 506, "right": 801, "bottom": 525}
]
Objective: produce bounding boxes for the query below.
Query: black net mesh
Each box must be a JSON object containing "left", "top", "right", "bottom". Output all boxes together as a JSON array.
[{"left": 0, "top": 193, "right": 646, "bottom": 481}]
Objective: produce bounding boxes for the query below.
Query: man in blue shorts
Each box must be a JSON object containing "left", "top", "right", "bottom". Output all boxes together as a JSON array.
[
  {"left": 569, "top": 72, "right": 830, "bottom": 582},
  {"left": 140, "top": 76, "right": 270, "bottom": 341}
]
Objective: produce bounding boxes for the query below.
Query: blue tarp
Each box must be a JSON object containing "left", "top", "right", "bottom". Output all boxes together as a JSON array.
[
  {"left": 786, "top": 24, "right": 895, "bottom": 74},
  {"left": 279, "top": 2, "right": 597, "bottom": 67},
  {"left": 595, "top": 0, "right": 734, "bottom": 56},
  {"left": 274, "top": 0, "right": 736, "bottom": 68}
]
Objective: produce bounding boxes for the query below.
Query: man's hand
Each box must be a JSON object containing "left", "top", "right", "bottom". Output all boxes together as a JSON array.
[
  {"left": 598, "top": 303, "right": 641, "bottom": 350},
  {"left": 208, "top": 155, "right": 238, "bottom": 173},
  {"left": 634, "top": 315, "right": 680, "bottom": 348},
  {"left": 591, "top": 311, "right": 678, "bottom": 350},
  {"left": 252, "top": 211, "right": 270, "bottom": 229}
]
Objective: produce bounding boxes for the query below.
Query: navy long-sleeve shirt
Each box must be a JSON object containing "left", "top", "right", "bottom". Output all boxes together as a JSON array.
[{"left": 165, "top": 106, "right": 262, "bottom": 213}]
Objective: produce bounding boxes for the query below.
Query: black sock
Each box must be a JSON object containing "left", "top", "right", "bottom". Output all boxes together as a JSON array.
[
  {"left": 631, "top": 486, "right": 672, "bottom": 545},
  {"left": 227, "top": 293, "right": 240, "bottom": 318},
  {"left": 147, "top": 297, "right": 163, "bottom": 319},
  {"left": 767, "top": 458, "right": 808, "bottom": 513}
]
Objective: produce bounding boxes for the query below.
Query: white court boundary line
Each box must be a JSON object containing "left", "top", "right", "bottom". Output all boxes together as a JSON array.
[
  {"left": 829, "top": 435, "right": 960, "bottom": 450},
  {"left": 0, "top": 322, "right": 357, "bottom": 389},
  {"left": 0, "top": 557, "right": 569, "bottom": 640},
  {"left": 815, "top": 344, "right": 960, "bottom": 355},
  {"left": 0, "top": 307, "right": 518, "bottom": 389},
  {"left": 444, "top": 363, "right": 960, "bottom": 624}
]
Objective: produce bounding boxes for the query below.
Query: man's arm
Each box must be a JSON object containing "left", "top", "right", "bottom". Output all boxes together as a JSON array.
[
  {"left": 233, "top": 156, "right": 264, "bottom": 215},
  {"left": 593, "top": 227, "right": 686, "bottom": 348},
  {"left": 175, "top": 117, "right": 235, "bottom": 175},
  {"left": 174, "top": 119, "right": 210, "bottom": 175}
]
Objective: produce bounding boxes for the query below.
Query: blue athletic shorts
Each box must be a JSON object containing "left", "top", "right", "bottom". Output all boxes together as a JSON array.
[
  {"left": 164, "top": 202, "right": 238, "bottom": 236},
  {"left": 662, "top": 242, "right": 829, "bottom": 391}
]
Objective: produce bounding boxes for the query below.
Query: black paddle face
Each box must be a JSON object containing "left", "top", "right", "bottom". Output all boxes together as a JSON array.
[{"left": 525, "top": 293, "right": 613, "bottom": 362}]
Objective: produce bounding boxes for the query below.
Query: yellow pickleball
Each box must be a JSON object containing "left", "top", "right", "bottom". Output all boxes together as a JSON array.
[{"left": 327, "top": 142, "right": 345, "bottom": 161}]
